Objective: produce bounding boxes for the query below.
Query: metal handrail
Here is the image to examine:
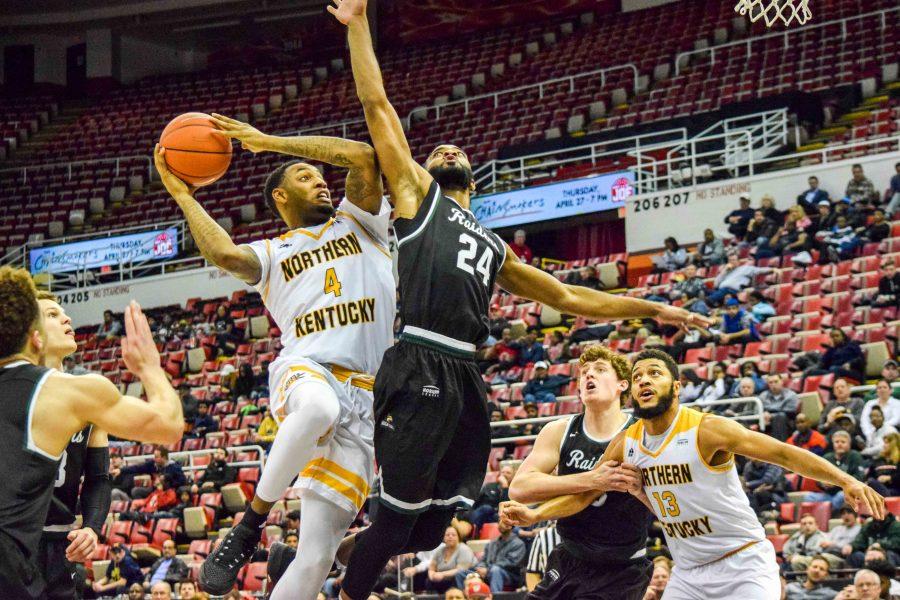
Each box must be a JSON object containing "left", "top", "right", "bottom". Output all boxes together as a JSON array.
[
  {"left": 120, "top": 444, "right": 267, "bottom": 472},
  {"left": 406, "top": 63, "right": 640, "bottom": 129},
  {"left": 0, "top": 154, "right": 152, "bottom": 184},
  {"left": 489, "top": 397, "right": 765, "bottom": 445},
  {"left": 674, "top": 6, "right": 899, "bottom": 76}
]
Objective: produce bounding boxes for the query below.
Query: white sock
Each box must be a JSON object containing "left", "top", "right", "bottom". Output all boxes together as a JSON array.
[
  {"left": 269, "top": 490, "right": 356, "bottom": 600},
  {"left": 255, "top": 378, "right": 341, "bottom": 504}
]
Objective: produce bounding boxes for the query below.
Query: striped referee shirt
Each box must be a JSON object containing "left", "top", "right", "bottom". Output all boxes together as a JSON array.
[{"left": 526, "top": 523, "right": 561, "bottom": 574}]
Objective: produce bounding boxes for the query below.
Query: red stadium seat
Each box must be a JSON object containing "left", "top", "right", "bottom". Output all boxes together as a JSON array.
[
  {"left": 767, "top": 534, "right": 790, "bottom": 553},
  {"left": 240, "top": 562, "right": 269, "bottom": 591}
]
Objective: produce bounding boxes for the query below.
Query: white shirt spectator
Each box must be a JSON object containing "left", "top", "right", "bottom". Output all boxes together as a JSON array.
[
  {"left": 862, "top": 423, "right": 898, "bottom": 458},
  {"left": 714, "top": 265, "right": 770, "bottom": 291},
  {"left": 860, "top": 397, "right": 900, "bottom": 438},
  {"left": 826, "top": 522, "right": 861, "bottom": 548}
]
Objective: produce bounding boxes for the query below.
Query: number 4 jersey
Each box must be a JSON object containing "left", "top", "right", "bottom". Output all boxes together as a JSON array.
[
  {"left": 247, "top": 198, "right": 396, "bottom": 376},
  {"left": 623, "top": 406, "right": 765, "bottom": 569},
  {"left": 394, "top": 181, "right": 506, "bottom": 350}
]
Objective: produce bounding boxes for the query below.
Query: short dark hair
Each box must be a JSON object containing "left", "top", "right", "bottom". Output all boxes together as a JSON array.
[
  {"left": 632, "top": 349, "right": 680, "bottom": 380},
  {"left": 0, "top": 266, "right": 40, "bottom": 359},
  {"left": 852, "top": 163, "right": 863, "bottom": 170},
  {"left": 865, "top": 558, "right": 893, "bottom": 579},
  {"left": 810, "top": 555, "right": 831, "bottom": 571},
  {"left": 156, "top": 446, "right": 170, "bottom": 459},
  {"left": 263, "top": 160, "right": 302, "bottom": 217},
  {"left": 870, "top": 405, "right": 884, "bottom": 416}
]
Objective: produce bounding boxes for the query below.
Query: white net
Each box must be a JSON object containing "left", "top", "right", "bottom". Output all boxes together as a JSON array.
[{"left": 734, "top": 0, "right": 812, "bottom": 27}]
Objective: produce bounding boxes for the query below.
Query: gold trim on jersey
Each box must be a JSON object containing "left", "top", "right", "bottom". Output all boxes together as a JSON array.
[
  {"left": 300, "top": 457, "right": 369, "bottom": 510},
  {"left": 336, "top": 210, "right": 392, "bottom": 260},
  {"left": 631, "top": 407, "right": 694, "bottom": 458},
  {"left": 279, "top": 218, "right": 335, "bottom": 242},
  {"left": 695, "top": 412, "right": 735, "bottom": 473},
  {"left": 329, "top": 364, "right": 375, "bottom": 391},
  {"left": 262, "top": 239, "right": 272, "bottom": 304}
]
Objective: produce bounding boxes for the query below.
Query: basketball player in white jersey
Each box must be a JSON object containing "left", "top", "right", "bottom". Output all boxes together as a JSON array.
[
  {"left": 501, "top": 349, "right": 885, "bottom": 599},
  {"left": 36, "top": 291, "right": 111, "bottom": 599},
  {"left": 154, "top": 118, "right": 395, "bottom": 599}
]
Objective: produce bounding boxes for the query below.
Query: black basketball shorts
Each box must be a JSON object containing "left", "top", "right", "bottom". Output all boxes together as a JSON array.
[
  {"left": 37, "top": 533, "right": 79, "bottom": 600},
  {"left": 0, "top": 530, "right": 48, "bottom": 599},
  {"left": 373, "top": 340, "right": 491, "bottom": 515},
  {"left": 528, "top": 544, "right": 652, "bottom": 600}
]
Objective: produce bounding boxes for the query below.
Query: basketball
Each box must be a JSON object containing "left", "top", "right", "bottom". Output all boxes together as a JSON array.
[{"left": 159, "top": 112, "right": 232, "bottom": 187}]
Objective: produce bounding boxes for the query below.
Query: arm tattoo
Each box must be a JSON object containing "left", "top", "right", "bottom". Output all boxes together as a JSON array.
[{"left": 280, "top": 136, "right": 364, "bottom": 168}]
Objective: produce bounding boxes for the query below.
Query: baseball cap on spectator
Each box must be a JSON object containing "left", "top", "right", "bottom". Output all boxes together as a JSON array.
[
  {"left": 817, "top": 200, "right": 830, "bottom": 206},
  {"left": 838, "top": 197, "right": 851, "bottom": 204},
  {"left": 739, "top": 194, "right": 751, "bottom": 202},
  {"left": 534, "top": 361, "right": 549, "bottom": 370},
  {"left": 836, "top": 413, "right": 856, "bottom": 426},
  {"left": 466, "top": 581, "right": 492, "bottom": 599},
  {"left": 885, "top": 360, "right": 898, "bottom": 368},
  {"left": 725, "top": 298, "right": 740, "bottom": 307}
]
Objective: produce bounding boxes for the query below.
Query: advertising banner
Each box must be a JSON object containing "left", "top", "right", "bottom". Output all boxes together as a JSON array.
[{"left": 30, "top": 227, "right": 179, "bottom": 275}]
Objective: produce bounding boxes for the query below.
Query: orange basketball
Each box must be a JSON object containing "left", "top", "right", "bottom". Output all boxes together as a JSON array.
[{"left": 159, "top": 112, "right": 232, "bottom": 187}]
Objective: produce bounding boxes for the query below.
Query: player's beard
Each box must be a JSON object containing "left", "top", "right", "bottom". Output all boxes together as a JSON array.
[
  {"left": 429, "top": 163, "right": 474, "bottom": 192},
  {"left": 632, "top": 384, "right": 675, "bottom": 419}
]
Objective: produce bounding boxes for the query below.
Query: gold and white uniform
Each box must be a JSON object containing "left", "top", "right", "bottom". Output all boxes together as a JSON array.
[
  {"left": 623, "top": 406, "right": 779, "bottom": 599},
  {"left": 247, "top": 198, "right": 395, "bottom": 512}
]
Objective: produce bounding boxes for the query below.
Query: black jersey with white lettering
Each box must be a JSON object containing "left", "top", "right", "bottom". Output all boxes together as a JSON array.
[
  {"left": 556, "top": 413, "right": 650, "bottom": 564},
  {"left": 0, "top": 361, "right": 59, "bottom": 559},
  {"left": 44, "top": 425, "right": 92, "bottom": 529},
  {"left": 393, "top": 181, "right": 507, "bottom": 350}
]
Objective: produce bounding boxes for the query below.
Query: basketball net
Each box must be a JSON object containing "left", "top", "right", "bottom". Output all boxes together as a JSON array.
[{"left": 734, "top": 0, "right": 812, "bottom": 27}]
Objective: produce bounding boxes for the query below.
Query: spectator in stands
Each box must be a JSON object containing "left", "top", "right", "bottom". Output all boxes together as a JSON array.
[
  {"left": 745, "top": 209, "right": 780, "bottom": 249},
  {"left": 788, "top": 413, "right": 829, "bottom": 456},
  {"left": 190, "top": 401, "right": 217, "bottom": 439},
  {"left": 150, "top": 581, "right": 173, "bottom": 600},
  {"left": 515, "top": 402, "right": 544, "bottom": 438},
  {"left": 798, "top": 176, "right": 830, "bottom": 214},
  {"left": 571, "top": 265, "right": 602, "bottom": 290},
  {"left": 192, "top": 447, "right": 236, "bottom": 493},
  {"left": 758, "top": 373, "right": 799, "bottom": 442},
  {"left": 862, "top": 557, "right": 900, "bottom": 599},
  {"left": 817, "top": 330, "right": 866, "bottom": 384},
  {"left": 861, "top": 404, "right": 899, "bottom": 458},
  {"left": 110, "top": 454, "right": 136, "bottom": 502},
  {"left": 743, "top": 458, "right": 788, "bottom": 517},
  {"left": 758, "top": 220, "right": 811, "bottom": 259},
  {"left": 679, "top": 369, "right": 707, "bottom": 403},
  {"left": 641, "top": 559, "right": 671, "bottom": 600},
  {"left": 120, "top": 475, "right": 178, "bottom": 523},
  {"left": 805, "top": 430, "right": 866, "bottom": 510},
  {"left": 706, "top": 253, "right": 771, "bottom": 305},
  {"left": 515, "top": 332, "right": 545, "bottom": 367},
  {"left": 113, "top": 446, "right": 187, "bottom": 499},
  {"left": 866, "top": 432, "right": 900, "bottom": 498},
  {"left": 784, "top": 555, "right": 836, "bottom": 600},
  {"left": 92, "top": 544, "right": 143, "bottom": 595},
  {"left": 445, "top": 588, "right": 465, "bottom": 600},
  {"left": 846, "top": 513, "right": 900, "bottom": 568},
  {"left": 859, "top": 209, "right": 891, "bottom": 244},
  {"left": 694, "top": 228, "right": 726, "bottom": 267},
  {"left": 874, "top": 261, "right": 900, "bottom": 309},
  {"left": 97, "top": 309, "right": 123, "bottom": 340},
  {"left": 822, "top": 506, "right": 862, "bottom": 561},
  {"left": 212, "top": 305, "right": 239, "bottom": 357},
  {"left": 546, "top": 331, "right": 571, "bottom": 364},
  {"left": 760, "top": 194, "right": 782, "bottom": 221},
  {"left": 653, "top": 237, "right": 689, "bottom": 272},
  {"left": 788, "top": 205, "right": 814, "bottom": 233},
  {"left": 456, "top": 521, "right": 526, "bottom": 593},
  {"left": 491, "top": 328, "right": 520, "bottom": 370},
  {"left": 725, "top": 194, "right": 755, "bottom": 239},
  {"left": 785, "top": 515, "right": 830, "bottom": 572},
  {"left": 696, "top": 362, "right": 732, "bottom": 411},
  {"left": 488, "top": 305, "right": 509, "bottom": 342},
  {"left": 465, "top": 580, "right": 492, "bottom": 599},
  {"left": 232, "top": 363, "right": 256, "bottom": 399},
  {"left": 667, "top": 263, "right": 706, "bottom": 302},
  {"left": 145, "top": 540, "right": 190, "bottom": 589},
  {"left": 510, "top": 230, "right": 532, "bottom": 263},
  {"left": 522, "top": 361, "right": 571, "bottom": 404},
  {"left": 62, "top": 355, "right": 88, "bottom": 375},
  {"left": 427, "top": 526, "right": 476, "bottom": 594},
  {"left": 717, "top": 298, "right": 760, "bottom": 345},
  {"left": 726, "top": 376, "right": 761, "bottom": 419},
  {"left": 748, "top": 290, "right": 776, "bottom": 322},
  {"left": 820, "top": 379, "right": 866, "bottom": 433},
  {"left": 490, "top": 408, "right": 516, "bottom": 444},
  {"left": 180, "top": 383, "right": 199, "bottom": 422},
  {"left": 470, "top": 465, "right": 514, "bottom": 533},
  {"left": 253, "top": 407, "right": 278, "bottom": 449},
  {"left": 822, "top": 215, "right": 862, "bottom": 262},
  {"left": 846, "top": 164, "right": 880, "bottom": 207},
  {"left": 664, "top": 324, "right": 713, "bottom": 363},
  {"left": 814, "top": 200, "right": 838, "bottom": 234},
  {"left": 176, "top": 580, "right": 202, "bottom": 600},
  {"left": 128, "top": 582, "right": 145, "bottom": 600},
  {"left": 833, "top": 197, "right": 865, "bottom": 229},
  {"left": 886, "top": 163, "right": 900, "bottom": 217}
]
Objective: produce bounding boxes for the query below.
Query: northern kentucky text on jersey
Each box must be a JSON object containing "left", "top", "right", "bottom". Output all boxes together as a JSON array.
[
  {"left": 640, "top": 463, "right": 694, "bottom": 487},
  {"left": 294, "top": 297, "right": 377, "bottom": 338},
  {"left": 280, "top": 232, "right": 363, "bottom": 282}
]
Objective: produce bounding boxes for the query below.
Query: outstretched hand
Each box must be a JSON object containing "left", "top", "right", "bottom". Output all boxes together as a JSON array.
[
  {"left": 844, "top": 481, "right": 885, "bottom": 520},
  {"left": 654, "top": 304, "right": 715, "bottom": 332},
  {"left": 154, "top": 144, "right": 195, "bottom": 199},
  {"left": 210, "top": 113, "right": 271, "bottom": 154},
  {"left": 121, "top": 301, "right": 161, "bottom": 379},
  {"left": 327, "top": 0, "right": 368, "bottom": 25}
]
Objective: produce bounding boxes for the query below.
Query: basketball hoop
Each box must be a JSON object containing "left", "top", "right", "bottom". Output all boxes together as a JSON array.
[{"left": 734, "top": 0, "right": 811, "bottom": 27}]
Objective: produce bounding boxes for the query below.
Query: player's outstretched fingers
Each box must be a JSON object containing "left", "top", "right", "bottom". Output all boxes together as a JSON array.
[{"left": 868, "top": 487, "right": 886, "bottom": 520}]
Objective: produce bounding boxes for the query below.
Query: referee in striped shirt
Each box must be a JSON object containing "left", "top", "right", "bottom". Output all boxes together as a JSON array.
[{"left": 525, "top": 522, "right": 561, "bottom": 591}]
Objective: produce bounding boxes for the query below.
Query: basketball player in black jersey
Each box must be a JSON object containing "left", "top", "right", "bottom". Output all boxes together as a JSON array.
[
  {"left": 36, "top": 291, "right": 112, "bottom": 599},
  {"left": 501, "top": 345, "right": 650, "bottom": 600},
  {"left": 0, "top": 267, "right": 183, "bottom": 598},
  {"left": 330, "top": 2, "right": 708, "bottom": 597}
]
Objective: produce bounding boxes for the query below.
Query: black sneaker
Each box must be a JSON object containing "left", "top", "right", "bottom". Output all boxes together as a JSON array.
[
  {"left": 200, "top": 523, "right": 262, "bottom": 595},
  {"left": 266, "top": 541, "right": 296, "bottom": 587}
]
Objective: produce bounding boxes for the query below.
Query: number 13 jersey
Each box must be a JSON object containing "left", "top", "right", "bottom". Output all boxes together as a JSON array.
[
  {"left": 247, "top": 198, "right": 396, "bottom": 375},
  {"left": 623, "top": 406, "right": 765, "bottom": 569},
  {"left": 394, "top": 181, "right": 506, "bottom": 348}
]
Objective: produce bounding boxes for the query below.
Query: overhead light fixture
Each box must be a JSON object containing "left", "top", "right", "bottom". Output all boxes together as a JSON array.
[{"left": 173, "top": 19, "right": 241, "bottom": 33}]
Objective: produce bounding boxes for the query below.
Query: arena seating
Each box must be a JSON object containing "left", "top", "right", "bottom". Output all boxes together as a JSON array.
[{"left": 0, "top": 95, "right": 57, "bottom": 160}]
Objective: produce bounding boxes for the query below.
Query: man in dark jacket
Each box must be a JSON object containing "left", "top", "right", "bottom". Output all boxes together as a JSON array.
[
  {"left": 522, "top": 362, "right": 571, "bottom": 403},
  {"left": 805, "top": 430, "right": 866, "bottom": 511},
  {"left": 456, "top": 521, "right": 526, "bottom": 592},
  {"left": 113, "top": 447, "right": 188, "bottom": 498},
  {"left": 190, "top": 402, "right": 217, "bottom": 438},
  {"left": 875, "top": 260, "right": 900, "bottom": 309},
  {"left": 724, "top": 195, "right": 754, "bottom": 239},
  {"left": 145, "top": 540, "right": 190, "bottom": 588},
  {"left": 797, "top": 176, "right": 830, "bottom": 214},
  {"left": 745, "top": 210, "right": 780, "bottom": 248},
  {"left": 846, "top": 512, "right": 900, "bottom": 567},
  {"left": 192, "top": 447, "right": 236, "bottom": 493},
  {"left": 469, "top": 465, "right": 514, "bottom": 535},
  {"left": 859, "top": 208, "right": 891, "bottom": 243}
]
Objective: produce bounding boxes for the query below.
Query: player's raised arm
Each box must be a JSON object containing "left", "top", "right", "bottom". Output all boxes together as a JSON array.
[
  {"left": 209, "top": 114, "right": 384, "bottom": 214},
  {"left": 701, "top": 414, "right": 886, "bottom": 519},
  {"left": 154, "top": 145, "right": 262, "bottom": 284},
  {"left": 330, "top": 0, "right": 432, "bottom": 219},
  {"left": 496, "top": 246, "right": 713, "bottom": 330},
  {"left": 48, "top": 302, "right": 183, "bottom": 445}
]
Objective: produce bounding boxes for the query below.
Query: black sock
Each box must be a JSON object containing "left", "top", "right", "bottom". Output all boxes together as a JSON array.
[{"left": 238, "top": 506, "right": 268, "bottom": 531}]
